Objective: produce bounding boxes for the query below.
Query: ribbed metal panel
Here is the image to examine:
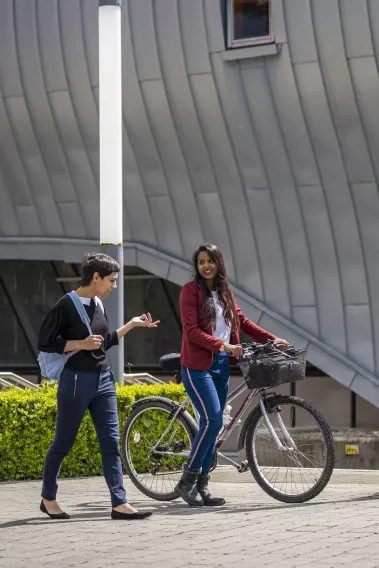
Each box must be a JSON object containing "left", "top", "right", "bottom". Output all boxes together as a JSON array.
[{"left": 0, "top": 0, "right": 378, "bottom": 403}]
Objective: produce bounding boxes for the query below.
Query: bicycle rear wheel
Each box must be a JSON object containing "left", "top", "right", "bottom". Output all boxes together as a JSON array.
[
  {"left": 245, "top": 395, "right": 335, "bottom": 503},
  {"left": 121, "top": 400, "right": 196, "bottom": 501}
]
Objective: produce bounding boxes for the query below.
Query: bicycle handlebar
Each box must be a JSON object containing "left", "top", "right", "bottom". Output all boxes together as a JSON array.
[{"left": 226, "top": 340, "right": 294, "bottom": 358}]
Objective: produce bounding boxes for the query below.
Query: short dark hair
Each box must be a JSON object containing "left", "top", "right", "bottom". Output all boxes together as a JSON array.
[{"left": 80, "top": 253, "right": 120, "bottom": 286}]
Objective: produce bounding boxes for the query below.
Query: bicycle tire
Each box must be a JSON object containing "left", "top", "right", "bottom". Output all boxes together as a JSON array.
[
  {"left": 245, "top": 395, "right": 335, "bottom": 503},
  {"left": 121, "top": 399, "right": 196, "bottom": 501}
]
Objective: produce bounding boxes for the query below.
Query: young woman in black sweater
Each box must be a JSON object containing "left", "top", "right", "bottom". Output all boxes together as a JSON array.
[{"left": 38, "top": 253, "right": 159, "bottom": 520}]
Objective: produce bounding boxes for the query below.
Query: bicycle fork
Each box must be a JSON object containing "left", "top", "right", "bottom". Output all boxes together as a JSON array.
[{"left": 259, "top": 394, "right": 297, "bottom": 452}]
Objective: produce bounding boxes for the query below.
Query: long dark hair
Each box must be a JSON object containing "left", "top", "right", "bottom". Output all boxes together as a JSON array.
[{"left": 192, "top": 243, "right": 239, "bottom": 331}]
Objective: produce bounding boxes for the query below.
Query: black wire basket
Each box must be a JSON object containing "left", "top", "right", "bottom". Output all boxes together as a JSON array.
[{"left": 238, "top": 344, "right": 307, "bottom": 390}]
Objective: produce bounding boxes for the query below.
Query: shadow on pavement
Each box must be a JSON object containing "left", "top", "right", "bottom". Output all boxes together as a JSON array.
[
  {"left": 1, "top": 493, "right": 378, "bottom": 528},
  {"left": 0, "top": 512, "right": 110, "bottom": 528}
]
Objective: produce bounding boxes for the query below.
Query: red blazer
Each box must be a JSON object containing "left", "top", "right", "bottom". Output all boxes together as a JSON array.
[{"left": 180, "top": 281, "right": 276, "bottom": 370}]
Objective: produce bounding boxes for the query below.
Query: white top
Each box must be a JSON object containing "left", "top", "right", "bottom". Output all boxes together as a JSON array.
[
  {"left": 211, "top": 291, "right": 231, "bottom": 343},
  {"left": 79, "top": 296, "right": 104, "bottom": 314}
]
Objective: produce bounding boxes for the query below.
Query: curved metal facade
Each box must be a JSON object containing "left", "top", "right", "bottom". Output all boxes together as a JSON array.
[{"left": 0, "top": 0, "right": 378, "bottom": 402}]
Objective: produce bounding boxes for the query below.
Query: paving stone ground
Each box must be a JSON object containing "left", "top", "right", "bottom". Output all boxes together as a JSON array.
[{"left": 1, "top": 468, "right": 379, "bottom": 568}]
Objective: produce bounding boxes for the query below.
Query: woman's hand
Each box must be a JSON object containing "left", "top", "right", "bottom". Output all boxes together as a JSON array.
[
  {"left": 222, "top": 343, "right": 243, "bottom": 358},
  {"left": 131, "top": 313, "right": 160, "bottom": 328},
  {"left": 116, "top": 314, "right": 160, "bottom": 340},
  {"left": 273, "top": 337, "right": 289, "bottom": 350},
  {"left": 81, "top": 335, "right": 104, "bottom": 350}
]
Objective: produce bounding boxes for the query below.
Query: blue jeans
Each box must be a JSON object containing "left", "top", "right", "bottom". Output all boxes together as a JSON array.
[
  {"left": 182, "top": 353, "right": 230, "bottom": 473},
  {"left": 42, "top": 368, "right": 127, "bottom": 507}
]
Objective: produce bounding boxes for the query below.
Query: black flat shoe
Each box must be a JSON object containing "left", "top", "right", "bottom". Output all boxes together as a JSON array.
[
  {"left": 40, "top": 500, "right": 70, "bottom": 520},
  {"left": 111, "top": 509, "right": 153, "bottom": 520}
]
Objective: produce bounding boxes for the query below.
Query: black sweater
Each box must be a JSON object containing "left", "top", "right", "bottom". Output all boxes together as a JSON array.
[{"left": 38, "top": 295, "right": 119, "bottom": 373}]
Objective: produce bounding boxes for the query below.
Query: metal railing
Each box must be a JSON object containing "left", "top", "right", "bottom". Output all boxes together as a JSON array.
[
  {"left": 0, "top": 378, "right": 22, "bottom": 390},
  {"left": 0, "top": 372, "right": 38, "bottom": 390},
  {"left": 123, "top": 373, "right": 165, "bottom": 385},
  {"left": 0, "top": 371, "right": 164, "bottom": 390}
]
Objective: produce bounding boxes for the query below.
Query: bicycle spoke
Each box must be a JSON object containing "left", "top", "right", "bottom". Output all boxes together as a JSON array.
[
  {"left": 250, "top": 399, "right": 332, "bottom": 500},
  {"left": 124, "top": 404, "right": 193, "bottom": 499}
]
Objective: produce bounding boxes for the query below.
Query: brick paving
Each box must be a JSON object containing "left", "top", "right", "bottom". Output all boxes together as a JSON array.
[{"left": 1, "top": 468, "right": 379, "bottom": 568}]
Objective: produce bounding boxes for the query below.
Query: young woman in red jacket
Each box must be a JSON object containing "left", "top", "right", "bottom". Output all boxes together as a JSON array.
[{"left": 175, "top": 243, "right": 288, "bottom": 507}]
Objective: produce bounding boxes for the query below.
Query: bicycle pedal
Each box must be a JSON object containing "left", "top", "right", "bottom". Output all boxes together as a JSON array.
[{"left": 237, "top": 460, "right": 249, "bottom": 473}]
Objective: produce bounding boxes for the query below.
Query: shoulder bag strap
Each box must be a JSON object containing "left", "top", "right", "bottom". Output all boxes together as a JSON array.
[{"left": 67, "top": 291, "right": 93, "bottom": 335}]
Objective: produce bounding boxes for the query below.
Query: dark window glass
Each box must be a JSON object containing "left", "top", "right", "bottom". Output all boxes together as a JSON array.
[
  {"left": 233, "top": 0, "right": 270, "bottom": 41},
  {"left": 0, "top": 261, "right": 182, "bottom": 372},
  {"left": 123, "top": 277, "right": 181, "bottom": 369},
  {"left": 0, "top": 260, "right": 63, "bottom": 369}
]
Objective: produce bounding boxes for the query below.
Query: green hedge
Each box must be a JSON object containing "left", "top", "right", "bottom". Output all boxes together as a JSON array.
[{"left": 0, "top": 381, "right": 186, "bottom": 482}]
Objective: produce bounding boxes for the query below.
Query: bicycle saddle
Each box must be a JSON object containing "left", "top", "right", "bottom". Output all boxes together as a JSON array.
[{"left": 159, "top": 353, "right": 181, "bottom": 371}]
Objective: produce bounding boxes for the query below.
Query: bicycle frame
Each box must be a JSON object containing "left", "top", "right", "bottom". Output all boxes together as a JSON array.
[
  {"left": 151, "top": 342, "right": 307, "bottom": 470},
  {"left": 215, "top": 381, "right": 258, "bottom": 469},
  {"left": 151, "top": 377, "right": 296, "bottom": 472}
]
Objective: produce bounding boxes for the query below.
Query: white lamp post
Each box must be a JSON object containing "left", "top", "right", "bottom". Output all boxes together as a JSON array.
[{"left": 99, "top": 0, "right": 124, "bottom": 384}]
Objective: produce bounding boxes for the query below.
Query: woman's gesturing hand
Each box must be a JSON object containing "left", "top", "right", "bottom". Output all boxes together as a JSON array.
[
  {"left": 131, "top": 313, "right": 160, "bottom": 328},
  {"left": 81, "top": 335, "right": 104, "bottom": 350},
  {"left": 116, "top": 313, "right": 160, "bottom": 340}
]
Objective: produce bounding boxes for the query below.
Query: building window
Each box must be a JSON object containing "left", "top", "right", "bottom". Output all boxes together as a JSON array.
[{"left": 228, "top": 0, "right": 272, "bottom": 48}]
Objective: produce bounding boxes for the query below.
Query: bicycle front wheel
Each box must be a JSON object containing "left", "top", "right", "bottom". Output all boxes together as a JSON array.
[
  {"left": 245, "top": 395, "right": 335, "bottom": 503},
  {"left": 121, "top": 400, "right": 196, "bottom": 501}
]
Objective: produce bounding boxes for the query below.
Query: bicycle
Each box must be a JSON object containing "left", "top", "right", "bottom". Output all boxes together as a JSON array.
[{"left": 121, "top": 341, "right": 335, "bottom": 504}]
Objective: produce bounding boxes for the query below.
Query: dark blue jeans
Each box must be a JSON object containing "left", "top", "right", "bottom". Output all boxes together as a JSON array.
[
  {"left": 182, "top": 353, "right": 229, "bottom": 473},
  {"left": 42, "top": 368, "right": 127, "bottom": 507}
]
